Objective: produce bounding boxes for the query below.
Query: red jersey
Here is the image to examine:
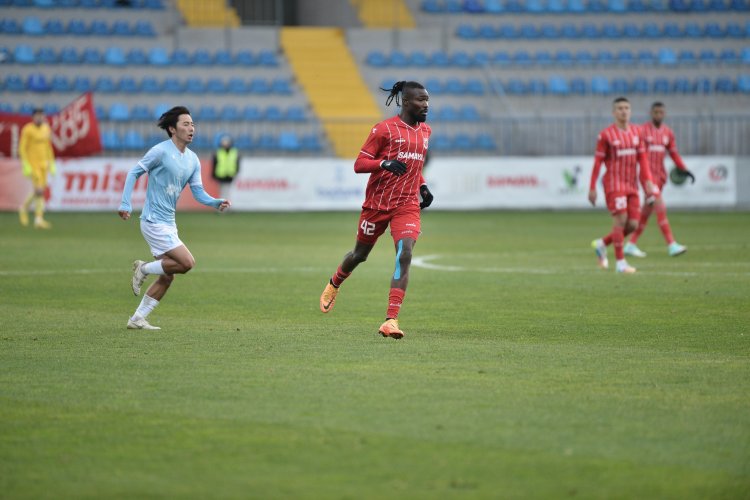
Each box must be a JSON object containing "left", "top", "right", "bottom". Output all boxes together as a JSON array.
[
  {"left": 639, "top": 121, "right": 687, "bottom": 187},
  {"left": 590, "top": 123, "right": 652, "bottom": 194},
  {"left": 354, "top": 115, "right": 431, "bottom": 211}
]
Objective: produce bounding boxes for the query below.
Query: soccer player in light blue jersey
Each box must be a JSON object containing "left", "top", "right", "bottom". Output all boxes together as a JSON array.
[{"left": 118, "top": 106, "right": 231, "bottom": 330}]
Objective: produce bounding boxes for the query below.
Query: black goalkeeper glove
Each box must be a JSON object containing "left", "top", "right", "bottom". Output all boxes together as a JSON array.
[
  {"left": 684, "top": 169, "right": 696, "bottom": 184},
  {"left": 419, "top": 184, "right": 433, "bottom": 209},
  {"left": 380, "top": 159, "right": 407, "bottom": 176}
]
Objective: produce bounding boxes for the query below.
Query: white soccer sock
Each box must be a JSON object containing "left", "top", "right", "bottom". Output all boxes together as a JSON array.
[
  {"left": 142, "top": 260, "right": 166, "bottom": 275},
  {"left": 132, "top": 295, "right": 159, "bottom": 321}
]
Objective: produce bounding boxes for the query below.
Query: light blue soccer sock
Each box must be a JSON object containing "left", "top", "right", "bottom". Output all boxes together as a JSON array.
[
  {"left": 132, "top": 295, "right": 159, "bottom": 321},
  {"left": 142, "top": 260, "right": 166, "bottom": 275}
]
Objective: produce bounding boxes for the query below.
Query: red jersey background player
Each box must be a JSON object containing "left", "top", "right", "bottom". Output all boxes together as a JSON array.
[
  {"left": 624, "top": 102, "right": 694, "bottom": 258},
  {"left": 589, "top": 97, "right": 657, "bottom": 274},
  {"left": 319, "top": 81, "right": 433, "bottom": 339}
]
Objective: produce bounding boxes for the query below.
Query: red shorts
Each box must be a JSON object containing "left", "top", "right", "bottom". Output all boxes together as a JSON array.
[
  {"left": 356, "top": 204, "right": 421, "bottom": 245},
  {"left": 605, "top": 191, "right": 641, "bottom": 220}
]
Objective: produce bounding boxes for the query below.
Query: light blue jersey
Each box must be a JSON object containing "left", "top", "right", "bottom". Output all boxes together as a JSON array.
[{"left": 119, "top": 139, "right": 222, "bottom": 225}]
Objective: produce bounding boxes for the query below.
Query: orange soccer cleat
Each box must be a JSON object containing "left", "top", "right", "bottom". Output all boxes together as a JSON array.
[
  {"left": 319, "top": 282, "right": 339, "bottom": 313},
  {"left": 378, "top": 318, "right": 404, "bottom": 339}
]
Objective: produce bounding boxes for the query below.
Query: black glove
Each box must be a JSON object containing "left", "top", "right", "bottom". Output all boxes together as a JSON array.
[
  {"left": 419, "top": 184, "right": 433, "bottom": 209},
  {"left": 380, "top": 160, "right": 407, "bottom": 176},
  {"left": 684, "top": 169, "right": 696, "bottom": 184}
]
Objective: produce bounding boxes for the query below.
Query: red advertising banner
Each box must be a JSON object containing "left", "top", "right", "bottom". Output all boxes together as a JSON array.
[{"left": 0, "top": 93, "right": 102, "bottom": 159}]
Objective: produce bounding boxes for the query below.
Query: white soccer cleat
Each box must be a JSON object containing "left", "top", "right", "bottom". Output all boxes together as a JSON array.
[
  {"left": 131, "top": 260, "right": 147, "bottom": 296},
  {"left": 668, "top": 242, "right": 687, "bottom": 257},
  {"left": 127, "top": 316, "right": 161, "bottom": 330},
  {"left": 624, "top": 242, "right": 647, "bottom": 258},
  {"left": 616, "top": 261, "right": 637, "bottom": 274},
  {"left": 591, "top": 239, "right": 609, "bottom": 269}
]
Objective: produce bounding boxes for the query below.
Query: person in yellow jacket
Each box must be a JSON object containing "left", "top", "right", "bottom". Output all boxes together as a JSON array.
[
  {"left": 19, "top": 108, "right": 56, "bottom": 229},
  {"left": 211, "top": 135, "right": 240, "bottom": 201}
]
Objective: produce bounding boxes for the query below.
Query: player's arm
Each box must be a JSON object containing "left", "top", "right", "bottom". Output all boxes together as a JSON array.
[
  {"left": 353, "top": 126, "right": 406, "bottom": 176},
  {"left": 118, "top": 165, "right": 146, "bottom": 220},
  {"left": 46, "top": 132, "right": 56, "bottom": 175},
  {"left": 638, "top": 147, "right": 658, "bottom": 204},
  {"left": 667, "top": 130, "right": 695, "bottom": 183},
  {"left": 188, "top": 161, "right": 230, "bottom": 211},
  {"left": 18, "top": 126, "right": 32, "bottom": 177},
  {"left": 588, "top": 135, "right": 606, "bottom": 205}
]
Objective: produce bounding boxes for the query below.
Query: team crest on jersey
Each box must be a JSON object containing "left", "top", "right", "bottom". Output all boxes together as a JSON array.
[
  {"left": 632, "top": 135, "right": 639, "bottom": 145},
  {"left": 663, "top": 136, "right": 669, "bottom": 145},
  {"left": 423, "top": 137, "right": 429, "bottom": 150},
  {"left": 372, "top": 128, "right": 377, "bottom": 134}
]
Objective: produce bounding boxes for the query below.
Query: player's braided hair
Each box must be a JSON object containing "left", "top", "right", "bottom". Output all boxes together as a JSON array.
[
  {"left": 379, "top": 81, "right": 425, "bottom": 107},
  {"left": 158, "top": 106, "right": 191, "bottom": 137}
]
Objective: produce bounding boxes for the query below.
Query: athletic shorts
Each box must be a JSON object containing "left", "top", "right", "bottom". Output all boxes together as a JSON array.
[
  {"left": 356, "top": 204, "right": 421, "bottom": 245},
  {"left": 31, "top": 167, "right": 48, "bottom": 190},
  {"left": 605, "top": 191, "right": 641, "bottom": 220},
  {"left": 140, "top": 219, "right": 184, "bottom": 257}
]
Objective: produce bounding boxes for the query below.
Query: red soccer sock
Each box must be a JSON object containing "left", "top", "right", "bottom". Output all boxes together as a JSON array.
[
  {"left": 602, "top": 233, "right": 613, "bottom": 246},
  {"left": 629, "top": 204, "right": 653, "bottom": 244},
  {"left": 386, "top": 288, "right": 405, "bottom": 319},
  {"left": 330, "top": 265, "right": 351, "bottom": 288},
  {"left": 612, "top": 225, "right": 625, "bottom": 260},
  {"left": 656, "top": 204, "right": 675, "bottom": 244}
]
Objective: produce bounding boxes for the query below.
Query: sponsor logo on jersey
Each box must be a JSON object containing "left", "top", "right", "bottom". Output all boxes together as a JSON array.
[
  {"left": 616, "top": 148, "right": 637, "bottom": 156},
  {"left": 396, "top": 151, "right": 424, "bottom": 161},
  {"left": 394, "top": 138, "right": 406, "bottom": 144}
]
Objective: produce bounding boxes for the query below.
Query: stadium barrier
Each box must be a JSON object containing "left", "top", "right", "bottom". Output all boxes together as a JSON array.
[{"left": 0, "top": 156, "right": 739, "bottom": 211}]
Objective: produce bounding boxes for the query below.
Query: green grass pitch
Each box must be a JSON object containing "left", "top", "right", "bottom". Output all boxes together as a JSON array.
[{"left": 1, "top": 210, "right": 749, "bottom": 499}]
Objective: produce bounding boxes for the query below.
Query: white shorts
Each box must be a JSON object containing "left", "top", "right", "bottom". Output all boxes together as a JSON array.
[{"left": 140, "top": 220, "right": 184, "bottom": 257}]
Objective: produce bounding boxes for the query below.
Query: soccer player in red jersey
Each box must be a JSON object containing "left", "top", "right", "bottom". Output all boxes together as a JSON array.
[
  {"left": 319, "top": 81, "right": 433, "bottom": 339},
  {"left": 624, "top": 102, "right": 694, "bottom": 258},
  {"left": 589, "top": 97, "right": 657, "bottom": 274}
]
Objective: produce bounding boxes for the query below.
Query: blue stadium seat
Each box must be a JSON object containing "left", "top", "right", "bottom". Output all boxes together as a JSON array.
[
  {"left": 133, "top": 20, "right": 155, "bottom": 37},
  {"left": 652, "top": 77, "right": 670, "bottom": 93},
  {"left": 50, "top": 75, "right": 71, "bottom": 92},
  {"left": 79, "top": 0, "right": 99, "bottom": 7},
  {"left": 476, "top": 134, "right": 497, "bottom": 151},
  {"left": 67, "top": 19, "right": 89, "bottom": 35},
  {"left": 611, "top": 77, "right": 629, "bottom": 93},
  {"left": 540, "top": 23, "right": 559, "bottom": 38},
  {"left": 601, "top": 23, "right": 620, "bottom": 38},
  {"left": 465, "top": 79, "right": 485, "bottom": 95},
  {"left": 629, "top": 0, "right": 648, "bottom": 10},
  {"left": 513, "top": 50, "right": 533, "bottom": 66},
  {"left": 44, "top": 19, "right": 64, "bottom": 35},
  {"left": 709, "top": 0, "right": 729, "bottom": 9},
  {"left": 444, "top": 78, "right": 464, "bottom": 94},
  {"left": 161, "top": 77, "right": 183, "bottom": 93},
  {"left": 127, "top": 48, "right": 147, "bottom": 65},
  {"left": 528, "top": 78, "right": 547, "bottom": 95},
  {"left": 123, "top": 130, "right": 146, "bottom": 150},
  {"left": 493, "top": 51, "right": 511, "bottom": 67},
  {"left": 257, "top": 50, "right": 278, "bottom": 67},
  {"left": 242, "top": 106, "right": 261, "bottom": 121},
  {"left": 568, "top": 0, "right": 586, "bottom": 11},
  {"left": 171, "top": 49, "right": 192, "bottom": 65},
  {"left": 678, "top": 50, "right": 697, "bottom": 65},
  {"left": 206, "top": 78, "right": 226, "bottom": 93},
  {"left": 570, "top": 77, "right": 587, "bottom": 95},
  {"left": 192, "top": 49, "right": 213, "bottom": 65},
  {"left": 505, "top": 0, "right": 524, "bottom": 11},
  {"left": 17, "top": 103, "right": 37, "bottom": 115},
  {"left": 0, "top": 102, "right": 14, "bottom": 113},
  {"left": 506, "top": 79, "right": 527, "bottom": 95},
  {"left": 730, "top": 0, "right": 748, "bottom": 9},
  {"left": 737, "top": 74, "right": 750, "bottom": 93},
  {"left": 591, "top": 76, "right": 611, "bottom": 94},
  {"left": 421, "top": 0, "right": 443, "bottom": 12},
  {"left": 456, "top": 24, "right": 478, "bottom": 39},
  {"left": 725, "top": 22, "right": 744, "bottom": 37},
  {"left": 526, "top": 0, "right": 546, "bottom": 12},
  {"left": 672, "top": 77, "right": 691, "bottom": 93},
  {"left": 742, "top": 47, "right": 750, "bottom": 64},
  {"left": 473, "top": 51, "right": 490, "bottom": 66},
  {"left": 574, "top": 50, "right": 594, "bottom": 66},
  {"left": 108, "top": 103, "right": 130, "bottom": 121},
  {"left": 464, "top": 0, "right": 485, "bottom": 11},
  {"left": 153, "top": 103, "right": 171, "bottom": 119},
  {"left": 714, "top": 76, "right": 735, "bottom": 92},
  {"left": 581, "top": 23, "right": 600, "bottom": 38},
  {"left": 57, "top": 0, "right": 79, "bottom": 6},
  {"left": 255, "top": 134, "right": 277, "bottom": 150},
  {"left": 622, "top": 23, "right": 640, "bottom": 38},
  {"left": 285, "top": 106, "right": 307, "bottom": 122},
  {"left": 42, "top": 103, "right": 60, "bottom": 115},
  {"left": 215, "top": 49, "right": 234, "bottom": 66},
  {"left": 235, "top": 50, "right": 255, "bottom": 66},
  {"left": 235, "top": 134, "right": 253, "bottom": 150},
  {"left": 112, "top": 20, "right": 131, "bottom": 36},
  {"left": 300, "top": 134, "right": 323, "bottom": 152},
  {"left": 658, "top": 48, "right": 678, "bottom": 65},
  {"left": 227, "top": 77, "right": 247, "bottom": 94},
  {"left": 90, "top": 19, "right": 109, "bottom": 35},
  {"left": 554, "top": 50, "right": 574, "bottom": 65},
  {"left": 390, "top": 50, "right": 409, "bottom": 67},
  {"left": 1, "top": 19, "right": 22, "bottom": 34},
  {"left": 452, "top": 134, "right": 474, "bottom": 151},
  {"left": 5, "top": 74, "right": 24, "bottom": 92},
  {"left": 366, "top": 51, "right": 388, "bottom": 67},
  {"left": 451, "top": 51, "right": 473, "bottom": 67},
  {"left": 22, "top": 16, "right": 44, "bottom": 35},
  {"left": 14, "top": 44, "right": 36, "bottom": 64},
  {"left": 498, "top": 24, "right": 518, "bottom": 39},
  {"left": 485, "top": 0, "right": 505, "bottom": 12},
  {"left": 642, "top": 23, "right": 661, "bottom": 38},
  {"left": 82, "top": 47, "right": 102, "bottom": 64},
  {"left": 148, "top": 47, "right": 170, "bottom": 66},
  {"left": 119, "top": 76, "right": 138, "bottom": 93},
  {"left": 104, "top": 46, "right": 126, "bottom": 66},
  {"left": 140, "top": 77, "right": 160, "bottom": 94},
  {"left": 37, "top": 46, "right": 57, "bottom": 64},
  {"left": 589, "top": 0, "right": 609, "bottom": 11},
  {"left": 609, "top": 0, "right": 627, "bottom": 10},
  {"left": 693, "top": 76, "right": 711, "bottom": 93},
  {"left": 101, "top": 130, "right": 120, "bottom": 150},
  {"left": 692, "top": 0, "right": 710, "bottom": 11},
  {"left": 616, "top": 49, "right": 635, "bottom": 66},
  {"left": 520, "top": 24, "right": 540, "bottom": 39},
  {"left": 535, "top": 50, "right": 553, "bottom": 66},
  {"left": 72, "top": 76, "right": 92, "bottom": 92},
  {"left": 425, "top": 78, "right": 442, "bottom": 94},
  {"left": 430, "top": 134, "right": 452, "bottom": 151},
  {"left": 478, "top": 24, "right": 498, "bottom": 39},
  {"left": 632, "top": 77, "right": 649, "bottom": 93},
  {"left": 144, "top": 0, "right": 164, "bottom": 9},
  {"left": 459, "top": 105, "right": 481, "bottom": 121},
  {"left": 638, "top": 49, "right": 657, "bottom": 65},
  {"left": 95, "top": 76, "right": 116, "bottom": 93},
  {"left": 196, "top": 105, "right": 218, "bottom": 121},
  {"left": 272, "top": 78, "right": 292, "bottom": 94},
  {"left": 278, "top": 132, "right": 301, "bottom": 152},
  {"left": 184, "top": 77, "right": 204, "bottom": 93},
  {"left": 704, "top": 22, "right": 725, "bottom": 37},
  {"left": 34, "top": 0, "right": 55, "bottom": 6},
  {"left": 249, "top": 78, "right": 271, "bottom": 94},
  {"left": 663, "top": 22, "right": 681, "bottom": 37},
  {"left": 597, "top": 50, "right": 616, "bottom": 65},
  {"left": 699, "top": 49, "right": 717, "bottom": 64},
  {"left": 130, "top": 105, "right": 151, "bottom": 120},
  {"left": 719, "top": 48, "right": 739, "bottom": 64},
  {"left": 26, "top": 73, "right": 50, "bottom": 92},
  {"left": 684, "top": 22, "right": 703, "bottom": 37},
  {"left": 430, "top": 51, "right": 450, "bottom": 67}
]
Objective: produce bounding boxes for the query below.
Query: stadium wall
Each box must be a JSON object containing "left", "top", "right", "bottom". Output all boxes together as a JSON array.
[{"left": 0, "top": 156, "right": 745, "bottom": 212}]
